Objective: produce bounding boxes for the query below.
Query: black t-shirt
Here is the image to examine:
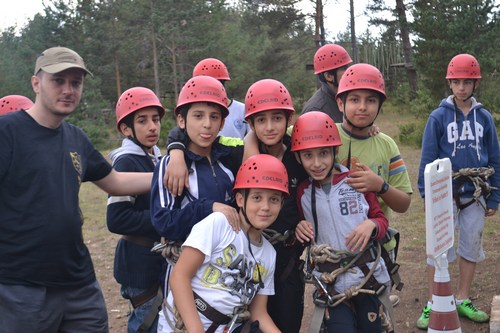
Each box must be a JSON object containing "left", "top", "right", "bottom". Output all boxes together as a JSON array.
[{"left": 0, "top": 111, "right": 112, "bottom": 288}]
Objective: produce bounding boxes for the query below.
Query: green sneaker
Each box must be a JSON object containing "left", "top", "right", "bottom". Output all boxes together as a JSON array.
[
  {"left": 416, "top": 305, "right": 431, "bottom": 330},
  {"left": 456, "top": 299, "right": 489, "bottom": 322}
]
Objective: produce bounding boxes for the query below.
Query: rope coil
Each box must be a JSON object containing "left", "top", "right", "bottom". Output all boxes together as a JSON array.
[
  {"left": 306, "top": 242, "right": 382, "bottom": 307},
  {"left": 453, "top": 166, "right": 497, "bottom": 211}
]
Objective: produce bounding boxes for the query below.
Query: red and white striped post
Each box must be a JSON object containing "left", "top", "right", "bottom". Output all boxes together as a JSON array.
[{"left": 428, "top": 254, "right": 461, "bottom": 332}]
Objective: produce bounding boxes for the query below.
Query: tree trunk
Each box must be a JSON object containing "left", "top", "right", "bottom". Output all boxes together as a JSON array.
[
  {"left": 395, "top": 0, "right": 417, "bottom": 100},
  {"left": 150, "top": 0, "right": 161, "bottom": 97},
  {"left": 350, "top": 0, "right": 359, "bottom": 63},
  {"left": 114, "top": 51, "right": 121, "bottom": 100}
]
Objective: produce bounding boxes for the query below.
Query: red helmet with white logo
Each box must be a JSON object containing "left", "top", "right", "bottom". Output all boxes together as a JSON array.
[
  {"left": 115, "top": 87, "right": 165, "bottom": 131},
  {"left": 291, "top": 111, "right": 342, "bottom": 152},
  {"left": 193, "top": 58, "right": 231, "bottom": 81},
  {"left": 0, "top": 95, "right": 33, "bottom": 115},
  {"left": 336, "top": 63, "right": 386, "bottom": 100},
  {"left": 233, "top": 154, "right": 289, "bottom": 196},
  {"left": 175, "top": 76, "right": 229, "bottom": 118},
  {"left": 446, "top": 54, "right": 481, "bottom": 79},
  {"left": 244, "top": 79, "right": 294, "bottom": 120},
  {"left": 313, "top": 44, "right": 353, "bottom": 74}
]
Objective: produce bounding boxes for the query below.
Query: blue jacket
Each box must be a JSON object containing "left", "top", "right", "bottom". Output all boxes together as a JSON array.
[
  {"left": 418, "top": 96, "right": 500, "bottom": 209},
  {"left": 106, "top": 138, "right": 164, "bottom": 288},
  {"left": 150, "top": 141, "right": 238, "bottom": 241}
]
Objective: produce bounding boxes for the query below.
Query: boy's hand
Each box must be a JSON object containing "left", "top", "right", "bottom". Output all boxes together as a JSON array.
[
  {"left": 345, "top": 219, "right": 376, "bottom": 252},
  {"left": 346, "top": 163, "right": 383, "bottom": 193},
  {"left": 164, "top": 150, "right": 189, "bottom": 196},
  {"left": 213, "top": 202, "right": 240, "bottom": 232},
  {"left": 295, "top": 220, "right": 314, "bottom": 244},
  {"left": 367, "top": 124, "right": 380, "bottom": 137},
  {"left": 485, "top": 208, "right": 497, "bottom": 217}
]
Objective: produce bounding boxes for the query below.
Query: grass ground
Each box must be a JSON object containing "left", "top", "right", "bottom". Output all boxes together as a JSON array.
[{"left": 81, "top": 107, "right": 500, "bottom": 332}]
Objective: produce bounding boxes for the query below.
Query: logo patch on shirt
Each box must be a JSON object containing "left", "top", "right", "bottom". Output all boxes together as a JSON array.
[
  {"left": 70, "top": 152, "right": 82, "bottom": 176},
  {"left": 368, "top": 312, "right": 377, "bottom": 322}
]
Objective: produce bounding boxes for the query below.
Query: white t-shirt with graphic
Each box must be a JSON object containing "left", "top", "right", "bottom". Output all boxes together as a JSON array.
[{"left": 158, "top": 212, "right": 276, "bottom": 333}]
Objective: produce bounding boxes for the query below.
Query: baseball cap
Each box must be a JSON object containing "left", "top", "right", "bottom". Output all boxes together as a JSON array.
[{"left": 34, "top": 47, "right": 93, "bottom": 76}]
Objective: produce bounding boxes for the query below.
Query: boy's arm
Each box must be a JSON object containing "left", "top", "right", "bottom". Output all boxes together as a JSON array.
[
  {"left": 364, "top": 191, "right": 388, "bottom": 240},
  {"left": 243, "top": 130, "right": 260, "bottom": 161},
  {"left": 347, "top": 162, "right": 411, "bottom": 213},
  {"left": 170, "top": 246, "right": 206, "bottom": 333},
  {"left": 418, "top": 116, "right": 441, "bottom": 197},
  {"left": 346, "top": 191, "right": 387, "bottom": 252},
  {"left": 248, "top": 294, "right": 281, "bottom": 333},
  {"left": 164, "top": 127, "right": 189, "bottom": 196},
  {"left": 164, "top": 128, "right": 243, "bottom": 195},
  {"left": 484, "top": 114, "right": 500, "bottom": 212}
]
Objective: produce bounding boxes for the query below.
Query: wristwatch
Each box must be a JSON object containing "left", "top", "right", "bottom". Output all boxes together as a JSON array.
[{"left": 377, "top": 181, "right": 389, "bottom": 195}]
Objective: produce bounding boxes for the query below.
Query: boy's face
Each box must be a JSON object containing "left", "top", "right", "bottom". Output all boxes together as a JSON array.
[
  {"left": 32, "top": 68, "right": 85, "bottom": 118},
  {"left": 236, "top": 188, "right": 283, "bottom": 229},
  {"left": 249, "top": 110, "right": 288, "bottom": 146},
  {"left": 449, "top": 79, "right": 477, "bottom": 100},
  {"left": 120, "top": 107, "right": 161, "bottom": 149},
  {"left": 297, "top": 147, "right": 335, "bottom": 183},
  {"left": 177, "top": 102, "right": 224, "bottom": 156},
  {"left": 337, "top": 89, "right": 380, "bottom": 128}
]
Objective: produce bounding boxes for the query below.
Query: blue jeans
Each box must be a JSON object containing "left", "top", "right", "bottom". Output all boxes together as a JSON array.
[
  {"left": 121, "top": 286, "right": 159, "bottom": 333},
  {"left": 324, "top": 294, "right": 382, "bottom": 333}
]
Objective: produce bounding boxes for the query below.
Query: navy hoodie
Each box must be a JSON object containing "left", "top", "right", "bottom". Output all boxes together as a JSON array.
[{"left": 418, "top": 96, "right": 500, "bottom": 210}]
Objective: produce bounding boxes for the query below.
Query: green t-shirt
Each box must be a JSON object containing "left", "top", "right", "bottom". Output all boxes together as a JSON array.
[{"left": 336, "top": 124, "right": 413, "bottom": 218}]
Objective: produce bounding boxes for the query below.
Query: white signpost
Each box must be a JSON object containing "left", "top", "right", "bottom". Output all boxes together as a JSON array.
[
  {"left": 424, "top": 158, "right": 461, "bottom": 332},
  {"left": 424, "top": 158, "right": 454, "bottom": 259}
]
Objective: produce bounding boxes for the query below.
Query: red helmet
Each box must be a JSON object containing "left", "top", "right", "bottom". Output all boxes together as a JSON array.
[
  {"left": 175, "top": 76, "right": 229, "bottom": 118},
  {"left": 313, "top": 44, "right": 353, "bottom": 74},
  {"left": 115, "top": 87, "right": 165, "bottom": 131},
  {"left": 0, "top": 95, "right": 33, "bottom": 115},
  {"left": 336, "top": 63, "right": 386, "bottom": 100},
  {"left": 233, "top": 154, "right": 289, "bottom": 196},
  {"left": 291, "top": 111, "right": 342, "bottom": 152},
  {"left": 244, "top": 79, "right": 294, "bottom": 120},
  {"left": 193, "top": 58, "right": 230, "bottom": 81},
  {"left": 446, "top": 54, "right": 481, "bottom": 79}
]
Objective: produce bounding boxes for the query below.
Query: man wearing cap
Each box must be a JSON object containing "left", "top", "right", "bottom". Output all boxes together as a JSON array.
[{"left": 0, "top": 46, "right": 153, "bottom": 332}]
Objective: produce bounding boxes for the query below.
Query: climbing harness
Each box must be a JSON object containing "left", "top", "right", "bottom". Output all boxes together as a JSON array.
[
  {"left": 452, "top": 166, "right": 497, "bottom": 212},
  {"left": 151, "top": 238, "right": 182, "bottom": 266},
  {"left": 262, "top": 228, "right": 296, "bottom": 246}
]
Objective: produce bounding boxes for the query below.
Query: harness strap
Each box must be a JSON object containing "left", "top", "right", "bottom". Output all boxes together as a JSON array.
[
  {"left": 128, "top": 283, "right": 161, "bottom": 309},
  {"left": 122, "top": 235, "right": 157, "bottom": 248},
  {"left": 193, "top": 291, "right": 231, "bottom": 326},
  {"left": 138, "top": 287, "right": 163, "bottom": 333},
  {"left": 358, "top": 263, "right": 386, "bottom": 296},
  {"left": 308, "top": 304, "right": 327, "bottom": 333},
  {"left": 379, "top": 242, "right": 404, "bottom": 291}
]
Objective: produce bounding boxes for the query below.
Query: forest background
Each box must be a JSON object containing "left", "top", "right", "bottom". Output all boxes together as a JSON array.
[{"left": 0, "top": 0, "right": 499, "bottom": 148}]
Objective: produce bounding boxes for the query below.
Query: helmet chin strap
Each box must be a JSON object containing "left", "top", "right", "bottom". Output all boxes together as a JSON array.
[{"left": 240, "top": 189, "right": 264, "bottom": 289}]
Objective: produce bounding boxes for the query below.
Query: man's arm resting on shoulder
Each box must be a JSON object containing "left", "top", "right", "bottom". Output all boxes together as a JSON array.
[{"left": 94, "top": 169, "right": 152, "bottom": 196}]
